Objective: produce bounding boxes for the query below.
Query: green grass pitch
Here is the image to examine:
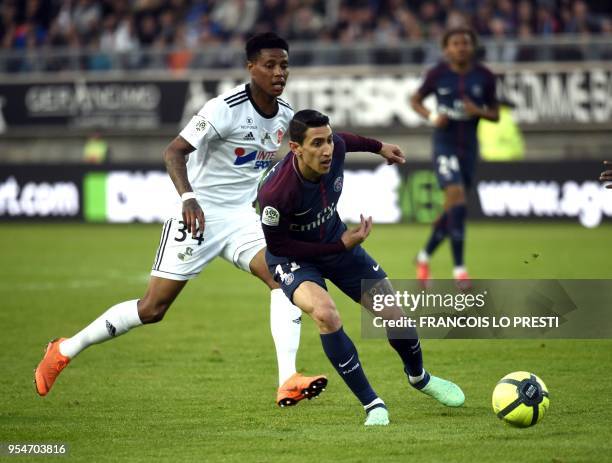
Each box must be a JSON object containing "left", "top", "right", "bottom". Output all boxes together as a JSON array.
[{"left": 1, "top": 222, "right": 611, "bottom": 462}]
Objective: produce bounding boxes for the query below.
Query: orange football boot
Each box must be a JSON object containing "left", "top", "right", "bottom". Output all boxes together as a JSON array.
[
  {"left": 276, "top": 373, "right": 328, "bottom": 407},
  {"left": 455, "top": 270, "right": 472, "bottom": 291},
  {"left": 416, "top": 260, "right": 431, "bottom": 288},
  {"left": 34, "top": 338, "right": 70, "bottom": 396}
]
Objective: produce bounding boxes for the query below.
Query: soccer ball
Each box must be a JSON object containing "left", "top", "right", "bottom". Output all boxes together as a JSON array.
[{"left": 492, "top": 371, "right": 550, "bottom": 427}]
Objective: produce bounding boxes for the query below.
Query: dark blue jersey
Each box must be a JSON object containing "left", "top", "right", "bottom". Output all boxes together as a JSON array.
[
  {"left": 418, "top": 62, "right": 497, "bottom": 158},
  {"left": 258, "top": 132, "right": 381, "bottom": 264}
]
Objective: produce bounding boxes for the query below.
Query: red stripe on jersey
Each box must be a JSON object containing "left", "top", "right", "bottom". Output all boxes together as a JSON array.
[{"left": 319, "top": 182, "right": 328, "bottom": 240}]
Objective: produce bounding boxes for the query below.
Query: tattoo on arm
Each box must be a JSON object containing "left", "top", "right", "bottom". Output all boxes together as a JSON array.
[{"left": 164, "top": 136, "right": 195, "bottom": 195}]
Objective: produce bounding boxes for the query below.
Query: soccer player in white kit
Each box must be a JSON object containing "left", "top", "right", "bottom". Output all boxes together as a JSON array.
[{"left": 35, "top": 33, "right": 327, "bottom": 407}]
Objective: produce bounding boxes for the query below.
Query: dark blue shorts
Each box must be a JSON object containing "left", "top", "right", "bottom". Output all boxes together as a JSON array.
[
  {"left": 432, "top": 151, "right": 476, "bottom": 190},
  {"left": 267, "top": 245, "right": 387, "bottom": 303}
]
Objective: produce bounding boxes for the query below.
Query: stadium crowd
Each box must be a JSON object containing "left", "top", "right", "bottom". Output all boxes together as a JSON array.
[{"left": 1, "top": 0, "right": 611, "bottom": 71}]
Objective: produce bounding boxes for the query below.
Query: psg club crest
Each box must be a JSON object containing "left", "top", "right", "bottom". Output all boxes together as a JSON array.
[
  {"left": 333, "top": 176, "right": 343, "bottom": 192},
  {"left": 283, "top": 273, "right": 295, "bottom": 285},
  {"left": 277, "top": 129, "right": 284, "bottom": 144}
]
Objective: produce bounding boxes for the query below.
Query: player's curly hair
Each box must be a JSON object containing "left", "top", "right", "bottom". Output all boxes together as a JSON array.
[
  {"left": 246, "top": 32, "right": 289, "bottom": 61},
  {"left": 289, "top": 110, "right": 330, "bottom": 144},
  {"left": 441, "top": 26, "right": 478, "bottom": 48}
]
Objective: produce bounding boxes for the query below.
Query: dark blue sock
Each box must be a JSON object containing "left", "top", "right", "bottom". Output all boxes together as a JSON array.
[
  {"left": 386, "top": 328, "right": 424, "bottom": 378},
  {"left": 320, "top": 327, "right": 378, "bottom": 407},
  {"left": 448, "top": 205, "right": 467, "bottom": 267},
  {"left": 408, "top": 370, "right": 431, "bottom": 390},
  {"left": 424, "top": 211, "right": 448, "bottom": 256}
]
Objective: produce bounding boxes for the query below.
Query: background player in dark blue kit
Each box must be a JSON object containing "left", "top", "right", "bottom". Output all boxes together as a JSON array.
[
  {"left": 410, "top": 27, "right": 499, "bottom": 288},
  {"left": 258, "top": 109, "right": 464, "bottom": 426}
]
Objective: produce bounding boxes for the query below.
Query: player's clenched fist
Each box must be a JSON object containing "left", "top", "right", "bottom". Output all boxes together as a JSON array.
[
  {"left": 378, "top": 143, "right": 406, "bottom": 165},
  {"left": 182, "top": 198, "right": 205, "bottom": 237},
  {"left": 341, "top": 214, "right": 373, "bottom": 250}
]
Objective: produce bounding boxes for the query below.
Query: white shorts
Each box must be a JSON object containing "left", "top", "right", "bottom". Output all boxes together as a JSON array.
[{"left": 150, "top": 208, "right": 266, "bottom": 281}]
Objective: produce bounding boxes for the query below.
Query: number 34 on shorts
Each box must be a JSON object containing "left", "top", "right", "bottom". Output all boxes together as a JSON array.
[
  {"left": 173, "top": 220, "right": 204, "bottom": 245},
  {"left": 151, "top": 218, "right": 206, "bottom": 279}
]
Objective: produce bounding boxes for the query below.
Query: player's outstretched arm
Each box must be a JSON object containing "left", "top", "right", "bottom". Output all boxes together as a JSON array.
[
  {"left": 378, "top": 143, "right": 406, "bottom": 165},
  {"left": 340, "top": 214, "right": 373, "bottom": 250},
  {"left": 163, "top": 135, "right": 205, "bottom": 236},
  {"left": 600, "top": 161, "right": 612, "bottom": 189}
]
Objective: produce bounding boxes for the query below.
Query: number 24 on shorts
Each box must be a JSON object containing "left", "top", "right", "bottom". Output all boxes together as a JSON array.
[{"left": 437, "top": 155, "right": 460, "bottom": 179}]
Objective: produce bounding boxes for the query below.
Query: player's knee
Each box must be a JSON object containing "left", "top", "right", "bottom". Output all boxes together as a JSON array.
[
  {"left": 249, "top": 257, "right": 277, "bottom": 289},
  {"left": 137, "top": 298, "right": 171, "bottom": 324},
  {"left": 445, "top": 186, "right": 466, "bottom": 207},
  {"left": 311, "top": 302, "right": 342, "bottom": 333}
]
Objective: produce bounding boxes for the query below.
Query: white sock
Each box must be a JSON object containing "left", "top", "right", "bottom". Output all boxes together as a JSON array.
[
  {"left": 409, "top": 369, "right": 426, "bottom": 385},
  {"left": 270, "top": 288, "right": 301, "bottom": 386},
  {"left": 364, "top": 397, "right": 386, "bottom": 412},
  {"left": 453, "top": 266, "right": 467, "bottom": 278},
  {"left": 59, "top": 300, "right": 143, "bottom": 359},
  {"left": 417, "top": 250, "right": 429, "bottom": 263}
]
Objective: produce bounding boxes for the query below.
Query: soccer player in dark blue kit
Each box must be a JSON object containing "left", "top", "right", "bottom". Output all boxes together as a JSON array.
[
  {"left": 410, "top": 27, "right": 499, "bottom": 288},
  {"left": 258, "top": 109, "right": 464, "bottom": 426}
]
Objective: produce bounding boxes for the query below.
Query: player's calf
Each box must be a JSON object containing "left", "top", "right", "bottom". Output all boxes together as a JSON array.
[{"left": 137, "top": 298, "right": 172, "bottom": 324}]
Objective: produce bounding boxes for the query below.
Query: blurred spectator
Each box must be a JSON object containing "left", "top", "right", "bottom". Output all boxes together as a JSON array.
[
  {"left": 565, "top": 0, "right": 601, "bottom": 33},
  {"left": 473, "top": 2, "right": 494, "bottom": 36},
  {"left": 86, "top": 36, "right": 112, "bottom": 71},
  {"left": 516, "top": 22, "right": 538, "bottom": 61},
  {"left": 494, "top": 0, "right": 517, "bottom": 35},
  {"left": 536, "top": 5, "right": 558, "bottom": 35},
  {"left": 446, "top": 9, "right": 469, "bottom": 29},
  {"left": 186, "top": 12, "right": 221, "bottom": 48},
  {"left": 211, "top": 0, "right": 258, "bottom": 37},
  {"left": 254, "top": 0, "right": 286, "bottom": 34},
  {"left": 157, "top": 8, "right": 178, "bottom": 46},
  {"left": 73, "top": 0, "right": 102, "bottom": 42},
  {"left": 517, "top": 0, "right": 535, "bottom": 34},
  {"left": 167, "top": 24, "right": 193, "bottom": 70},
  {"left": 290, "top": 5, "right": 325, "bottom": 41},
  {"left": 136, "top": 13, "right": 157, "bottom": 46},
  {"left": 83, "top": 132, "right": 110, "bottom": 164},
  {"left": 485, "top": 17, "right": 517, "bottom": 62}
]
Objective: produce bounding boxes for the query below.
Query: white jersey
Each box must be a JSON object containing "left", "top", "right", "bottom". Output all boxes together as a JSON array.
[{"left": 180, "top": 83, "right": 293, "bottom": 213}]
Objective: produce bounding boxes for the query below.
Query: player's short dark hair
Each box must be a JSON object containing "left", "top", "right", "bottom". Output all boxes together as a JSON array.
[
  {"left": 245, "top": 32, "right": 289, "bottom": 61},
  {"left": 442, "top": 26, "right": 478, "bottom": 48},
  {"left": 289, "top": 110, "right": 330, "bottom": 144}
]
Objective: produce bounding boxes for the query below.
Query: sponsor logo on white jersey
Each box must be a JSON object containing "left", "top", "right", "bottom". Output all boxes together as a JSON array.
[{"left": 233, "top": 148, "right": 276, "bottom": 169}]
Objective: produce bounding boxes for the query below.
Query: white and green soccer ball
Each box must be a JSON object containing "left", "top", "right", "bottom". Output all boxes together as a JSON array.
[{"left": 492, "top": 371, "right": 550, "bottom": 427}]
